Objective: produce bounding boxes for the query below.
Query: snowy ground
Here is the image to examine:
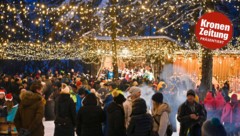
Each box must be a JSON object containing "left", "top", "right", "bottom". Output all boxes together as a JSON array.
[{"left": 43, "top": 121, "right": 178, "bottom": 136}]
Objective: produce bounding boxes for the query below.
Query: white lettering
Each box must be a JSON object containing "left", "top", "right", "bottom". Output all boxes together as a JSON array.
[
  {"left": 199, "top": 28, "right": 204, "bottom": 35},
  {"left": 201, "top": 19, "right": 207, "bottom": 27},
  {"left": 198, "top": 27, "right": 229, "bottom": 40},
  {"left": 200, "top": 19, "right": 230, "bottom": 31}
]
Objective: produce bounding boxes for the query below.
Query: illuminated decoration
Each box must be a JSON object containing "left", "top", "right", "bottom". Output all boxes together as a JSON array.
[
  {"left": 0, "top": 0, "right": 239, "bottom": 62},
  {"left": 0, "top": 36, "right": 181, "bottom": 62}
]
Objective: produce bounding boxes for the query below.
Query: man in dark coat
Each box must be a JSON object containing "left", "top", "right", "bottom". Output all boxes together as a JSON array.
[
  {"left": 107, "top": 91, "right": 126, "bottom": 136},
  {"left": 177, "top": 89, "right": 207, "bottom": 136},
  {"left": 76, "top": 93, "right": 104, "bottom": 136},
  {"left": 54, "top": 83, "right": 76, "bottom": 136},
  {"left": 127, "top": 98, "right": 153, "bottom": 136},
  {"left": 14, "top": 81, "right": 45, "bottom": 136}
]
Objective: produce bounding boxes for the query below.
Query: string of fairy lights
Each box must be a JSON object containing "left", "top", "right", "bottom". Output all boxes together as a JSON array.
[{"left": 0, "top": 0, "right": 239, "bottom": 62}]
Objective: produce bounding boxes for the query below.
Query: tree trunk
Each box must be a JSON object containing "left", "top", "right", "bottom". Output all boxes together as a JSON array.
[
  {"left": 199, "top": 48, "right": 213, "bottom": 101},
  {"left": 111, "top": 0, "right": 119, "bottom": 79}
]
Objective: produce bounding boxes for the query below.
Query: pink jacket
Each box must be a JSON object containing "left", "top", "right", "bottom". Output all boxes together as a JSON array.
[{"left": 221, "top": 102, "right": 232, "bottom": 123}]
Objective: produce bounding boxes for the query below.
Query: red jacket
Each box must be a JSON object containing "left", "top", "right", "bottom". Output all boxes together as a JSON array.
[
  {"left": 215, "top": 93, "right": 226, "bottom": 110},
  {"left": 204, "top": 92, "right": 215, "bottom": 111}
]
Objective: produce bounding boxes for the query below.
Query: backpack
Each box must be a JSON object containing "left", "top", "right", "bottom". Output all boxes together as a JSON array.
[{"left": 152, "top": 114, "right": 173, "bottom": 136}]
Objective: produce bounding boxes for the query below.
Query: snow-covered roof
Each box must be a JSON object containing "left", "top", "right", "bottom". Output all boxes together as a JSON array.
[{"left": 95, "top": 36, "right": 181, "bottom": 45}]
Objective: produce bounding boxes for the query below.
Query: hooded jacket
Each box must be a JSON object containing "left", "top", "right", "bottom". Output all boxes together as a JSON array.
[
  {"left": 107, "top": 102, "right": 126, "bottom": 136},
  {"left": 14, "top": 91, "right": 44, "bottom": 136},
  {"left": 127, "top": 98, "right": 153, "bottom": 136},
  {"left": 54, "top": 93, "right": 76, "bottom": 136},
  {"left": 54, "top": 94, "right": 76, "bottom": 126},
  {"left": 152, "top": 103, "right": 171, "bottom": 136},
  {"left": 77, "top": 93, "right": 104, "bottom": 136}
]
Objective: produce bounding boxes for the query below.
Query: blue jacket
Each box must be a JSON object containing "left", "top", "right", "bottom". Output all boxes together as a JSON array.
[
  {"left": 7, "top": 105, "right": 18, "bottom": 122},
  {"left": 103, "top": 94, "right": 113, "bottom": 136},
  {"left": 76, "top": 95, "right": 81, "bottom": 113}
]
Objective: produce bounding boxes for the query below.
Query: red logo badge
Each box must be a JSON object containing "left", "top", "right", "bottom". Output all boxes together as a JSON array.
[{"left": 195, "top": 12, "right": 233, "bottom": 50}]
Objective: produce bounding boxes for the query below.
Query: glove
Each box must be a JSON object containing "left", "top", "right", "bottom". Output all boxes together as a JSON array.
[{"left": 18, "top": 128, "right": 31, "bottom": 136}]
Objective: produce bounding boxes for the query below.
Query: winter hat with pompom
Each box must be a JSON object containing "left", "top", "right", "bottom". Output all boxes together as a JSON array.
[{"left": 5, "top": 93, "right": 13, "bottom": 101}]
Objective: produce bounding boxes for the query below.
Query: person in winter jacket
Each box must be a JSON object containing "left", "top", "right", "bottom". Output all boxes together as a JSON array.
[
  {"left": 123, "top": 86, "right": 141, "bottom": 128},
  {"left": 4, "top": 93, "right": 18, "bottom": 122},
  {"left": 221, "top": 97, "right": 231, "bottom": 124},
  {"left": 76, "top": 93, "right": 104, "bottom": 136},
  {"left": 43, "top": 77, "right": 55, "bottom": 121},
  {"left": 221, "top": 94, "right": 240, "bottom": 135},
  {"left": 127, "top": 98, "right": 153, "bottom": 136},
  {"left": 151, "top": 93, "right": 171, "bottom": 136},
  {"left": 204, "top": 91, "right": 215, "bottom": 119},
  {"left": 54, "top": 83, "right": 76, "bottom": 136},
  {"left": 107, "top": 91, "right": 126, "bottom": 136},
  {"left": 221, "top": 82, "right": 230, "bottom": 102},
  {"left": 14, "top": 81, "right": 45, "bottom": 136},
  {"left": 177, "top": 89, "right": 206, "bottom": 136},
  {"left": 3, "top": 93, "right": 18, "bottom": 133},
  {"left": 70, "top": 84, "right": 81, "bottom": 113},
  {"left": 0, "top": 89, "right": 7, "bottom": 118},
  {"left": 201, "top": 118, "right": 227, "bottom": 136}
]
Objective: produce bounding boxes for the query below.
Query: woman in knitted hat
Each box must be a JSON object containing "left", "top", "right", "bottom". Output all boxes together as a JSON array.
[
  {"left": 107, "top": 90, "right": 126, "bottom": 136},
  {"left": 54, "top": 83, "right": 76, "bottom": 136},
  {"left": 151, "top": 93, "right": 171, "bottom": 136}
]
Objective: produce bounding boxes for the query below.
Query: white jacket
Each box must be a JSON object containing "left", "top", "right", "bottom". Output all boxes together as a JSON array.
[
  {"left": 123, "top": 98, "right": 132, "bottom": 128},
  {"left": 152, "top": 103, "right": 171, "bottom": 136}
]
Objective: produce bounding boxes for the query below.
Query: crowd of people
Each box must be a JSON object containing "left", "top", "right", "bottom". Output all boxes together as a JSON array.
[{"left": 0, "top": 69, "right": 239, "bottom": 136}]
